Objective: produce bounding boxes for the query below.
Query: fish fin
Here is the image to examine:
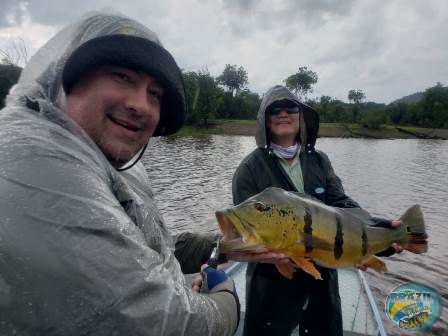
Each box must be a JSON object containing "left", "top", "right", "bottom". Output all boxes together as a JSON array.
[
  {"left": 361, "top": 256, "right": 387, "bottom": 272},
  {"left": 290, "top": 256, "right": 322, "bottom": 280},
  {"left": 275, "top": 262, "right": 295, "bottom": 279},
  {"left": 400, "top": 205, "right": 428, "bottom": 254}
]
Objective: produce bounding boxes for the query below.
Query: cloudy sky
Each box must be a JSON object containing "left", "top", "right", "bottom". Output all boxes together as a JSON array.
[{"left": 1, "top": 0, "right": 447, "bottom": 104}]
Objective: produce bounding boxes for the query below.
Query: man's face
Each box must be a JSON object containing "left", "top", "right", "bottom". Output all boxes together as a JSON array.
[
  {"left": 64, "top": 65, "right": 164, "bottom": 168},
  {"left": 266, "top": 102, "right": 300, "bottom": 145}
]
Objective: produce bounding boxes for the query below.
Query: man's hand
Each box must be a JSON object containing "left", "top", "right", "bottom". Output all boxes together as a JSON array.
[
  {"left": 191, "top": 276, "right": 202, "bottom": 293},
  {"left": 191, "top": 264, "right": 237, "bottom": 293},
  {"left": 199, "top": 265, "right": 240, "bottom": 332},
  {"left": 200, "top": 265, "right": 235, "bottom": 293}
]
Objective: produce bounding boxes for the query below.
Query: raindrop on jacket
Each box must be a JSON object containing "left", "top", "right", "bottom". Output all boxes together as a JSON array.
[{"left": 0, "top": 12, "right": 236, "bottom": 336}]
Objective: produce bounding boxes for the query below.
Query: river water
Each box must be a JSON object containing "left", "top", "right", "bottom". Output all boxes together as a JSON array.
[{"left": 142, "top": 135, "right": 447, "bottom": 335}]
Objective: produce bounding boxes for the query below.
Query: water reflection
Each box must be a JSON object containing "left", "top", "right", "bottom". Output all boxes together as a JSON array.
[
  {"left": 143, "top": 136, "right": 447, "bottom": 335},
  {"left": 143, "top": 135, "right": 252, "bottom": 233}
]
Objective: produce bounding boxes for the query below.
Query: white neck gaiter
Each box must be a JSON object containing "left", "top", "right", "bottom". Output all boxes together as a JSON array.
[{"left": 270, "top": 142, "right": 300, "bottom": 159}]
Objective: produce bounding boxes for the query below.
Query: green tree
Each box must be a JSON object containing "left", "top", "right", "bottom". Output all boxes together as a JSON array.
[
  {"left": 1, "top": 39, "right": 27, "bottom": 108},
  {"left": 336, "top": 104, "right": 352, "bottom": 123},
  {"left": 216, "top": 64, "right": 248, "bottom": 96},
  {"left": 182, "top": 70, "right": 199, "bottom": 116},
  {"left": 315, "top": 95, "right": 332, "bottom": 122},
  {"left": 420, "top": 82, "right": 448, "bottom": 128},
  {"left": 387, "top": 102, "right": 410, "bottom": 125},
  {"left": 361, "top": 111, "right": 386, "bottom": 129},
  {"left": 284, "top": 66, "right": 318, "bottom": 99},
  {"left": 0, "top": 63, "right": 22, "bottom": 109},
  {"left": 348, "top": 89, "right": 366, "bottom": 123},
  {"left": 347, "top": 89, "right": 366, "bottom": 104},
  {"left": 233, "top": 89, "right": 260, "bottom": 120},
  {"left": 182, "top": 70, "right": 222, "bottom": 125},
  {"left": 408, "top": 103, "right": 422, "bottom": 126},
  {"left": 216, "top": 93, "right": 234, "bottom": 119}
]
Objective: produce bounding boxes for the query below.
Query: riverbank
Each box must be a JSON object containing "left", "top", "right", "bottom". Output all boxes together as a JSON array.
[{"left": 175, "top": 120, "right": 448, "bottom": 139}]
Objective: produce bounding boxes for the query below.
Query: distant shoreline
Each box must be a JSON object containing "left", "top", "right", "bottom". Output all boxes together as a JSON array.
[{"left": 175, "top": 120, "right": 448, "bottom": 140}]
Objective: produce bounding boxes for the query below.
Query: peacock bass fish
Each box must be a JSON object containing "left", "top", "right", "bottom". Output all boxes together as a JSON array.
[
  {"left": 399, "top": 311, "right": 431, "bottom": 329},
  {"left": 216, "top": 187, "right": 428, "bottom": 280}
]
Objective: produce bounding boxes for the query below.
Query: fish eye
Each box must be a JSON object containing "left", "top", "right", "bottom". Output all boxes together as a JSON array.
[{"left": 254, "top": 202, "right": 271, "bottom": 212}]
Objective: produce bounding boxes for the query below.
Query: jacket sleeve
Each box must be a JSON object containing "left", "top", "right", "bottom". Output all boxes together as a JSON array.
[
  {"left": 174, "top": 232, "right": 219, "bottom": 273},
  {"left": 0, "top": 147, "right": 236, "bottom": 336},
  {"left": 232, "top": 159, "right": 260, "bottom": 205}
]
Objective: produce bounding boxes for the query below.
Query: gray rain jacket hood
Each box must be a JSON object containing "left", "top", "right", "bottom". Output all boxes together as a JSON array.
[
  {"left": 255, "top": 85, "right": 319, "bottom": 150},
  {"left": 16, "top": 12, "right": 185, "bottom": 142},
  {"left": 0, "top": 12, "right": 235, "bottom": 336}
]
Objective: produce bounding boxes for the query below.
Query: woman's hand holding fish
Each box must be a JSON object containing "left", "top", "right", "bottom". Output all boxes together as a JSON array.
[
  {"left": 357, "top": 220, "right": 404, "bottom": 271},
  {"left": 225, "top": 251, "right": 291, "bottom": 264},
  {"left": 373, "top": 219, "right": 404, "bottom": 256}
]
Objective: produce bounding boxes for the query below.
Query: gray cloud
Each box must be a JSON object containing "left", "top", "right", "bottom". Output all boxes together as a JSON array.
[
  {"left": 1, "top": 0, "right": 447, "bottom": 103},
  {"left": 222, "top": 0, "right": 355, "bottom": 18},
  {"left": 0, "top": 0, "right": 123, "bottom": 27},
  {"left": 22, "top": 0, "right": 104, "bottom": 25},
  {"left": 221, "top": 0, "right": 356, "bottom": 33},
  {"left": 222, "top": 0, "right": 257, "bottom": 12},
  {"left": 0, "top": 0, "right": 24, "bottom": 27}
]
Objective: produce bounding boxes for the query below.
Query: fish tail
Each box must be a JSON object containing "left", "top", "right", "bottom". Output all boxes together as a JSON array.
[{"left": 400, "top": 205, "right": 428, "bottom": 254}]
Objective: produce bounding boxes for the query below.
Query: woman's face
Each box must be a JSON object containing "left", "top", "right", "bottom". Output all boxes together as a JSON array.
[{"left": 266, "top": 104, "right": 300, "bottom": 146}]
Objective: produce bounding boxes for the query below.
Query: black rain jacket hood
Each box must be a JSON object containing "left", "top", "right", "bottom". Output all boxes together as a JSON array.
[{"left": 232, "top": 85, "right": 361, "bottom": 336}]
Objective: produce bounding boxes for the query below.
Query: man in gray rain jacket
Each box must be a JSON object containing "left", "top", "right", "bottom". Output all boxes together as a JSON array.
[
  {"left": 0, "top": 12, "right": 238, "bottom": 335},
  {"left": 231, "top": 85, "right": 400, "bottom": 335}
]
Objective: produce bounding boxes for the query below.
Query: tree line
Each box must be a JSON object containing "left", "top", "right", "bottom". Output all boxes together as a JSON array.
[
  {"left": 1, "top": 58, "right": 447, "bottom": 129},
  {"left": 305, "top": 83, "right": 448, "bottom": 129}
]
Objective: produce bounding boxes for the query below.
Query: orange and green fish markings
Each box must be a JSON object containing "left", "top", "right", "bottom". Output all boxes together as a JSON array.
[{"left": 216, "top": 187, "right": 428, "bottom": 280}]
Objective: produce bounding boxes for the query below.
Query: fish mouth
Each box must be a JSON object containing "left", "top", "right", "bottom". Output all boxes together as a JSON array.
[
  {"left": 216, "top": 211, "right": 242, "bottom": 243},
  {"left": 215, "top": 210, "right": 266, "bottom": 252}
]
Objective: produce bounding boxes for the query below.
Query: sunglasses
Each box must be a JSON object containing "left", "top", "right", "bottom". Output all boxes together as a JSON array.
[{"left": 268, "top": 105, "right": 300, "bottom": 116}]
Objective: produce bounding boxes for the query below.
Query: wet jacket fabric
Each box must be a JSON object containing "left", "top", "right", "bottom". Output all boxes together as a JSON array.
[
  {"left": 232, "top": 85, "right": 359, "bottom": 335},
  {"left": 0, "top": 13, "right": 235, "bottom": 336}
]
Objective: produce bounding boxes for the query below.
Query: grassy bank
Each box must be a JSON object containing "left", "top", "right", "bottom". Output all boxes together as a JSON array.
[{"left": 175, "top": 120, "right": 448, "bottom": 140}]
